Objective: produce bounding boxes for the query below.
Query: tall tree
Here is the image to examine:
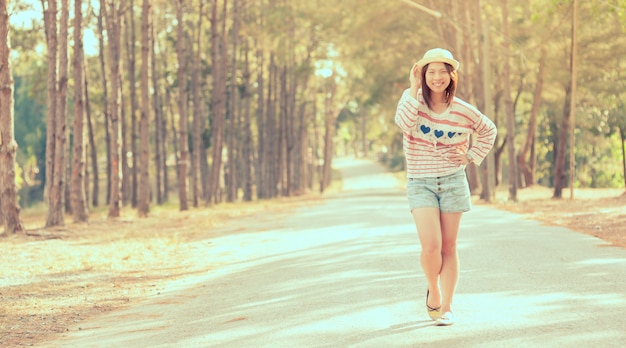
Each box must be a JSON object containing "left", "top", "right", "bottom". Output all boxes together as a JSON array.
[
  {"left": 241, "top": 0, "right": 254, "bottom": 201},
  {"left": 48, "top": 0, "right": 68, "bottom": 224},
  {"left": 120, "top": 65, "right": 130, "bottom": 205},
  {"left": 501, "top": 0, "right": 517, "bottom": 201},
  {"left": 190, "top": 0, "right": 205, "bottom": 207},
  {"left": 476, "top": 0, "right": 496, "bottom": 202},
  {"left": 567, "top": 0, "right": 579, "bottom": 198},
  {"left": 137, "top": 0, "right": 151, "bottom": 216},
  {"left": 96, "top": 2, "right": 111, "bottom": 205},
  {"left": 151, "top": 15, "right": 166, "bottom": 205},
  {"left": 552, "top": 0, "right": 579, "bottom": 199},
  {"left": 265, "top": 55, "right": 278, "bottom": 198},
  {"left": 208, "top": 0, "right": 229, "bottom": 204},
  {"left": 40, "top": 0, "right": 63, "bottom": 226},
  {"left": 175, "top": 0, "right": 189, "bottom": 210},
  {"left": 70, "top": 0, "right": 88, "bottom": 221},
  {"left": 255, "top": 26, "right": 269, "bottom": 198},
  {"left": 126, "top": 0, "right": 139, "bottom": 207},
  {"left": 102, "top": 0, "right": 124, "bottom": 217},
  {"left": 83, "top": 64, "right": 99, "bottom": 207},
  {"left": 226, "top": 0, "right": 240, "bottom": 202},
  {"left": 254, "top": 0, "right": 267, "bottom": 199},
  {"left": 0, "top": 0, "right": 25, "bottom": 234},
  {"left": 320, "top": 78, "right": 336, "bottom": 193},
  {"left": 518, "top": 48, "right": 546, "bottom": 188}
]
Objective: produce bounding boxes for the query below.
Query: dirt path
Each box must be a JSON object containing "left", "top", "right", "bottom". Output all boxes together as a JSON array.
[{"left": 38, "top": 157, "right": 626, "bottom": 347}]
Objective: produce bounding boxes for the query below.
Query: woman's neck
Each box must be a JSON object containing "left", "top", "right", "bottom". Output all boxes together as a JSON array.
[
  {"left": 431, "top": 92, "right": 446, "bottom": 105},
  {"left": 429, "top": 93, "right": 448, "bottom": 113}
]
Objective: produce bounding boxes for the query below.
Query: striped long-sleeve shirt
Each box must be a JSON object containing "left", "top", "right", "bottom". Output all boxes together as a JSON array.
[{"left": 394, "top": 88, "right": 497, "bottom": 178}]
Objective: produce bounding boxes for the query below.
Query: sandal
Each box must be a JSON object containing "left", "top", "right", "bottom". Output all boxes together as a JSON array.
[
  {"left": 436, "top": 311, "right": 455, "bottom": 326},
  {"left": 426, "top": 289, "right": 441, "bottom": 321}
]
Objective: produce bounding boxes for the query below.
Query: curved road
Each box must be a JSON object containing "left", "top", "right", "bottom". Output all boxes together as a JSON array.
[{"left": 41, "top": 157, "right": 626, "bottom": 347}]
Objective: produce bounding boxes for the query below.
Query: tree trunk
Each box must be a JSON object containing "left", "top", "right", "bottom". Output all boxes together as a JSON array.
[
  {"left": 137, "top": 0, "right": 151, "bottom": 216},
  {"left": 96, "top": 4, "right": 111, "bottom": 205},
  {"left": 0, "top": 0, "right": 25, "bottom": 234},
  {"left": 311, "top": 94, "right": 320, "bottom": 190},
  {"left": 151, "top": 16, "right": 165, "bottom": 204},
  {"left": 553, "top": 85, "right": 571, "bottom": 198},
  {"left": 226, "top": 0, "right": 240, "bottom": 203},
  {"left": 466, "top": 1, "right": 482, "bottom": 194},
  {"left": 619, "top": 127, "right": 626, "bottom": 188},
  {"left": 286, "top": 63, "right": 297, "bottom": 196},
  {"left": 126, "top": 0, "right": 138, "bottom": 207},
  {"left": 70, "top": 0, "right": 89, "bottom": 222},
  {"left": 166, "top": 88, "right": 177, "bottom": 202},
  {"left": 476, "top": 0, "right": 496, "bottom": 202},
  {"left": 519, "top": 48, "right": 546, "bottom": 188},
  {"left": 295, "top": 40, "right": 313, "bottom": 195},
  {"left": 279, "top": 65, "right": 287, "bottom": 196},
  {"left": 320, "top": 81, "right": 336, "bottom": 193},
  {"left": 501, "top": 0, "right": 517, "bottom": 201},
  {"left": 266, "top": 56, "right": 278, "bottom": 198},
  {"left": 568, "top": 0, "right": 578, "bottom": 199},
  {"left": 175, "top": 0, "right": 189, "bottom": 210},
  {"left": 208, "top": 0, "right": 229, "bottom": 204},
  {"left": 241, "top": 16, "right": 254, "bottom": 201},
  {"left": 49, "top": 0, "right": 68, "bottom": 225},
  {"left": 190, "top": 1, "right": 205, "bottom": 207},
  {"left": 83, "top": 64, "right": 99, "bottom": 207},
  {"left": 254, "top": 40, "right": 266, "bottom": 200},
  {"left": 296, "top": 99, "right": 309, "bottom": 194},
  {"left": 41, "top": 0, "right": 57, "bottom": 212},
  {"left": 41, "top": 0, "right": 62, "bottom": 226},
  {"left": 120, "top": 75, "right": 130, "bottom": 205},
  {"left": 103, "top": 0, "right": 123, "bottom": 217}
]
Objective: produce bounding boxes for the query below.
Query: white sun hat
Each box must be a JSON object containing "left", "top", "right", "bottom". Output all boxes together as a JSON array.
[{"left": 416, "top": 48, "right": 460, "bottom": 71}]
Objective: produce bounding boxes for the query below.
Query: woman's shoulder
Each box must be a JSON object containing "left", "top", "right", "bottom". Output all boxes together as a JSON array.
[
  {"left": 451, "top": 97, "right": 482, "bottom": 118},
  {"left": 399, "top": 88, "right": 425, "bottom": 104}
]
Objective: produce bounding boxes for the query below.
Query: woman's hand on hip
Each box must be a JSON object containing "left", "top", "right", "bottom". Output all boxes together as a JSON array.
[{"left": 447, "top": 152, "right": 472, "bottom": 166}]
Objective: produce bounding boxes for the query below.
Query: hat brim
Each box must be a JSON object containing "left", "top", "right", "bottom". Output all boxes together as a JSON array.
[{"left": 417, "top": 57, "right": 460, "bottom": 71}]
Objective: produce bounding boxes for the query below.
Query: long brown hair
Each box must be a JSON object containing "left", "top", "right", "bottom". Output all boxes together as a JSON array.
[{"left": 421, "top": 63, "right": 458, "bottom": 110}]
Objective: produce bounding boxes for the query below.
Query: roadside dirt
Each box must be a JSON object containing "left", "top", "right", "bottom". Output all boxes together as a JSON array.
[
  {"left": 484, "top": 186, "right": 626, "bottom": 248},
  {"left": 1, "top": 185, "right": 624, "bottom": 347}
]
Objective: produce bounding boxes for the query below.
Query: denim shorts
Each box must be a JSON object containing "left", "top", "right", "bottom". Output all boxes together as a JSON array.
[{"left": 406, "top": 170, "right": 471, "bottom": 213}]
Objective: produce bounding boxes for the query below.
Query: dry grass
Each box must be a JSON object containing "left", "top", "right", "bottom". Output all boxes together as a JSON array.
[
  {"left": 0, "top": 195, "right": 323, "bottom": 347},
  {"left": 1, "top": 180, "right": 624, "bottom": 347},
  {"left": 479, "top": 185, "right": 626, "bottom": 248}
]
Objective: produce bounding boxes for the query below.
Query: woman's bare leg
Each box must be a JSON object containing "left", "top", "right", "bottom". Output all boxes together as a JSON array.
[
  {"left": 411, "top": 207, "right": 443, "bottom": 309},
  {"left": 439, "top": 212, "right": 462, "bottom": 313}
]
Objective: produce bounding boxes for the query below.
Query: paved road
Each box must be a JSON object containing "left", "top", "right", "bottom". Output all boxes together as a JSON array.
[{"left": 41, "top": 157, "right": 626, "bottom": 348}]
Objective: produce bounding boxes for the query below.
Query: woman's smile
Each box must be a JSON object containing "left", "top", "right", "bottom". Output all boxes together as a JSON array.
[{"left": 425, "top": 62, "right": 451, "bottom": 93}]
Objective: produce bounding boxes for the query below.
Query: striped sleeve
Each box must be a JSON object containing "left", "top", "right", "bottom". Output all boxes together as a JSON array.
[
  {"left": 468, "top": 111, "right": 497, "bottom": 166},
  {"left": 394, "top": 89, "right": 420, "bottom": 132}
]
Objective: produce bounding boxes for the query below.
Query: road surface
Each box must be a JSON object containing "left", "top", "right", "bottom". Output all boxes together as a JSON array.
[{"left": 40, "top": 157, "right": 626, "bottom": 347}]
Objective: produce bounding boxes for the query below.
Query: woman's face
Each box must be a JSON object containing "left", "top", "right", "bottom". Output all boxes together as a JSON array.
[{"left": 424, "top": 62, "right": 451, "bottom": 94}]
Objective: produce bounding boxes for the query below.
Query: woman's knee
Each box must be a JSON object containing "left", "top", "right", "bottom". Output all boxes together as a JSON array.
[
  {"left": 441, "top": 242, "right": 457, "bottom": 256},
  {"left": 421, "top": 241, "right": 442, "bottom": 255}
]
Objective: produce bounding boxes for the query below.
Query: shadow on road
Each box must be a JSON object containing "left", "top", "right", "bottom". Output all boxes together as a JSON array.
[{"left": 41, "top": 157, "right": 626, "bottom": 348}]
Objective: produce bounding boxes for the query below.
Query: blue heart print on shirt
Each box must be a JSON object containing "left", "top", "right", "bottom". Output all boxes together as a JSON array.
[{"left": 420, "top": 125, "right": 461, "bottom": 139}]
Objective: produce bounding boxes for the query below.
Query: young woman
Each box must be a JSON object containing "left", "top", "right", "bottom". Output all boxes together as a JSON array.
[{"left": 394, "top": 48, "right": 497, "bottom": 326}]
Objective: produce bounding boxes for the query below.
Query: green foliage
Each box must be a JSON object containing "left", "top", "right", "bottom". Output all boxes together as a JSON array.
[{"left": 13, "top": 74, "right": 47, "bottom": 197}]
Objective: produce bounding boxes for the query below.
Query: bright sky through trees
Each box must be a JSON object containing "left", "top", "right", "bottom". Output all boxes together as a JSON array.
[{"left": 10, "top": 0, "right": 99, "bottom": 55}]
